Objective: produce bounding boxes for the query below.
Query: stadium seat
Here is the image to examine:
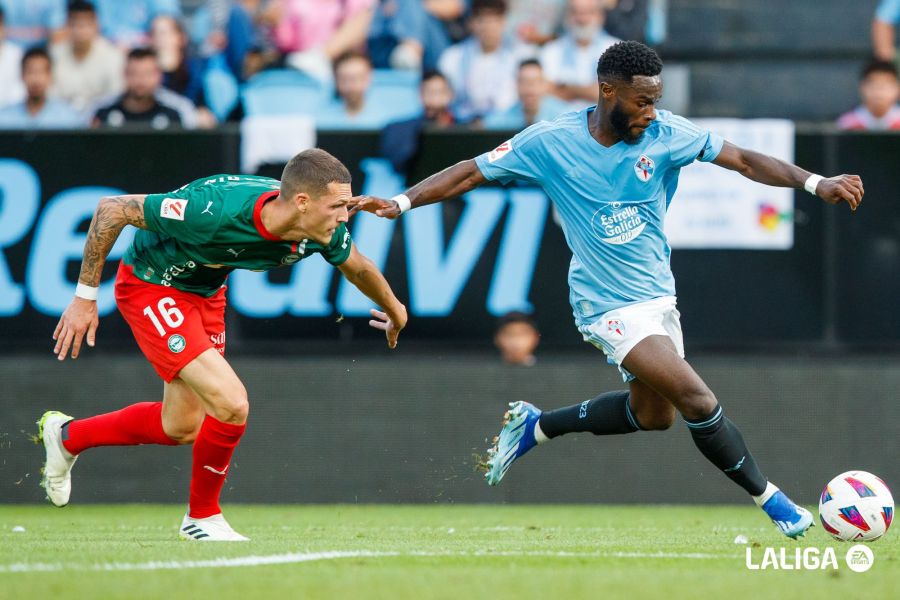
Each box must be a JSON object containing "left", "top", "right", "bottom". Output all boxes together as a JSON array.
[
  {"left": 241, "top": 69, "right": 331, "bottom": 117},
  {"left": 203, "top": 54, "right": 240, "bottom": 122},
  {"left": 368, "top": 69, "right": 422, "bottom": 122}
]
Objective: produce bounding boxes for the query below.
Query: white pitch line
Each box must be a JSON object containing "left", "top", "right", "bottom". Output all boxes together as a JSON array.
[{"left": 0, "top": 549, "right": 733, "bottom": 574}]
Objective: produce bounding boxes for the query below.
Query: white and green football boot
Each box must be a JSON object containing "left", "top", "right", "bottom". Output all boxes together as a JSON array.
[{"left": 37, "top": 410, "right": 77, "bottom": 507}]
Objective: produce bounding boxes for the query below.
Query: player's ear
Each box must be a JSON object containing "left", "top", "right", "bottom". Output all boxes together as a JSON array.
[
  {"left": 294, "top": 192, "right": 310, "bottom": 213},
  {"left": 599, "top": 81, "right": 615, "bottom": 100}
]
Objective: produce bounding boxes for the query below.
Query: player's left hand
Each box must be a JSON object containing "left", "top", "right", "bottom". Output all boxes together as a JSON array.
[
  {"left": 348, "top": 195, "right": 402, "bottom": 219},
  {"left": 368, "top": 306, "right": 407, "bottom": 349},
  {"left": 816, "top": 174, "right": 864, "bottom": 211}
]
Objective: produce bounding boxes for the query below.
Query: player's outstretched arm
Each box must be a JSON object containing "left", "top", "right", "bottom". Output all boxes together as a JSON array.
[
  {"left": 53, "top": 194, "right": 148, "bottom": 361},
  {"left": 338, "top": 246, "right": 408, "bottom": 349},
  {"left": 349, "top": 159, "right": 487, "bottom": 219},
  {"left": 712, "top": 141, "right": 864, "bottom": 211}
]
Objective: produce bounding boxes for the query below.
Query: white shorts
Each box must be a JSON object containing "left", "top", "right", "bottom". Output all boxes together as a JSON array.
[{"left": 577, "top": 295, "right": 685, "bottom": 383}]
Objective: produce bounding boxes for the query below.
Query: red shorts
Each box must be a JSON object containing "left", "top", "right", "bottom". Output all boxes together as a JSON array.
[{"left": 115, "top": 262, "right": 226, "bottom": 382}]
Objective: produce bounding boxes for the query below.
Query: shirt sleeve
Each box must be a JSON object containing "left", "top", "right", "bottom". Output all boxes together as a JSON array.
[
  {"left": 318, "top": 222, "right": 353, "bottom": 266},
  {"left": 142, "top": 182, "right": 223, "bottom": 244},
  {"left": 664, "top": 114, "right": 725, "bottom": 168},
  {"left": 876, "top": 0, "right": 900, "bottom": 23},
  {"left": 474, "top": 124, "right": 545, "bottom": 185}
]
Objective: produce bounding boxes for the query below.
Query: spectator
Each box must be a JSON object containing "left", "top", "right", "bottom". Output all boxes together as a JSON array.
[
  {"left": 438, "top": 0, "right": 535, "bottom": 123},
  {"left": 368, "top": 0, "right": 467, "bottom": 72},
  {"left": 540, "top": 0, "right": 620, "bottom": 106},
  {"left": 50, "top": 1, "right": 124, "bottom": 114},
  {"left": 317, "top": 51, "right": 397, "bottom": 129},
  {"left": 0, "top": 0, "right": 65, "bottom": 47},
  {"left": 837, "top": 59, "right": 900, "bottom": 130},
  {"left": 604, "top": 0, "right": 649, "bottom": 43},
  {"left": 0, "top": 7, "right": 25, "bottom": 107},
  {"left": 873, "top": 0, "right": 900, "bottom": 61},
  {"left": 0, "top": 46, "right": 82, "bottom": 128},
  {"left": 194, "top": 0, "right": 274, "bottom": 81},
  {"left": 494, "top": 311, "right": 540, "bottom": 366},
  {"left": 379, "top": 69, "right": 456, "bottom": 172},
  {"left": 92, "top": 47, "right": 183, "bottom": 129},
  {"left": 92, "top": 0, "right": 181, "bottom": 49},
  {"left": 484, "top": 59, "right": 571, "bottom": 129},
  {"left": 151, "top": 15, "right": 218, "bottom": 128},
  {"left": 504, "top": 0, "right": 567, "bottom": 46},
  {"left": 265, "top": 0, "right": 375, "bottom": 83}
]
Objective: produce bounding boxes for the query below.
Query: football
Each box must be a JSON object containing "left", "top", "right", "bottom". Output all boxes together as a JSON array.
[{"left": 818, "top": 471, "right": 894, "bottom": 541}]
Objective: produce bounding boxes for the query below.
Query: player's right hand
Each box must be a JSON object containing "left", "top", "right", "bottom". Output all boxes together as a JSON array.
[
  {"left": 817, "top": 174, "right": 864, "bottom": 211},
  {"left": 53, "top": 297, "right": 99, "bottom": 361},
  {"left": 348, "top": 195, "right": 402, "bottom": 219}
]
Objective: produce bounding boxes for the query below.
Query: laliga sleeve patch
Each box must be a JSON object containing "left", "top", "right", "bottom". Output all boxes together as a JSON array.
[
  {"left": 160, "top": 198, "right": 188, "bottom": 221},
  {"left": 488, "top": 140, "right": 513, "bottom": 163}
]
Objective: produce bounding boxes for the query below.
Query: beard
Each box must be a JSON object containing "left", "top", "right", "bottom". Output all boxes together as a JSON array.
[{"left": 609, "top": 101, "right": 644, "bottom": 144}]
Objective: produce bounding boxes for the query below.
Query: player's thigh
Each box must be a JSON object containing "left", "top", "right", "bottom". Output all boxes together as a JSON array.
[
  {"left": 162, "top": 378, "right": 206, "bottom": 443},
  {"left": 622, "top": 335, "right": 716, "bottom": 419},
  {"left": 178, "top": 347, "right": 248, "bottom": 424},
  {"left": 628, "top": 378, "right": 676, "bottom": 430},
  {"left": 115, "top": 269, "right": 217, "bottom": 383}
]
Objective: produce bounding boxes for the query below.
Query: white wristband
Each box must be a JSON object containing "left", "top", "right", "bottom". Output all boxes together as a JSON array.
[
  {"left": 75, "top": 283, "right": 99, "bottom": 301},
  {"left": 392, "top": 193, "right": 412, "bottom": 214},
  {"left": 804, "top": 174, "right": 823, "bottom": 196}
]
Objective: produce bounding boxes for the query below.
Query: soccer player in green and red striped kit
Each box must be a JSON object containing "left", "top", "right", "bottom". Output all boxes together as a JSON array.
[{"left": 40, "top": 149, "right": 407, "bottom": 541}]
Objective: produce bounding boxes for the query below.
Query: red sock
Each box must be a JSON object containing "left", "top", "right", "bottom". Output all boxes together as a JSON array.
[
  {"left": 188, "top": 415, "right": 246, "bottom": 519},
  {"left": 62, "top": 401, "right": 179, "bottom": 455}
]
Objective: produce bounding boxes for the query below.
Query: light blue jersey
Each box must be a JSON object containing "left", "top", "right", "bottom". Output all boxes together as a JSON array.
[{"left": 474, "top": 107, "right": 724, "bottom": 326}]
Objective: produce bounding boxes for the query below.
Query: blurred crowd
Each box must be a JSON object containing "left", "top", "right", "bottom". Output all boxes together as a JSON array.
[
  {"left": 0, "top": 0, "right": 662, "bottom": 133},
  {"left": 0, "top": 0, "right": 899, "bottom": 134}
]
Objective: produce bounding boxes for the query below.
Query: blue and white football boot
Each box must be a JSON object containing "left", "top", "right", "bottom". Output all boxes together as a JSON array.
[
  {"left": 484, "top": 401, "right": 542, "bottom": 486},
  {"left": 761, "top": 491, "right": 814, "bottom": 539}
]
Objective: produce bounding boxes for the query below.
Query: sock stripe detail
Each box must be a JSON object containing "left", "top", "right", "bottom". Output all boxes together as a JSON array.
[
  {"left": 624, "top": 400, "right": 643, "bottom": 431},
  {"left": 684, "top": 405, "right": 723, "bottom": 429}
]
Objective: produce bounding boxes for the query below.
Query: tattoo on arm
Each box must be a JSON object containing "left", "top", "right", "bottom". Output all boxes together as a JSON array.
[{"left": 78, "top": 195, "right": 146, "bottom": 287}]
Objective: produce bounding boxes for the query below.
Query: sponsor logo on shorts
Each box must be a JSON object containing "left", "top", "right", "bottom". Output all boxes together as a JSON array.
[
  {"left": 210, "top": 332, "right": 226, "bottom": 346},
  {"left": 167, "top": 334, "right": 186, "bottom": 353},
  {"left": 488, "top": 140, "right": 512, "bottom": 163},
  {"left": 607, "top": 319, "right": 625, "bottom": 337},
  {"left": 281, "top": 254, "right": 301, "bottom": 265},
  {"left": 634, "top": 155, "right": 655, "bottom": 182},
  {"left": 160, "top": 198, "right": 188, "bottom": 221}
]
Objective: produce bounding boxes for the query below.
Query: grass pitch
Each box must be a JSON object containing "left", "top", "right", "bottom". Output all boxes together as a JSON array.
[{"left": 0, "top": 504, "right": 896, "bottom": 599}]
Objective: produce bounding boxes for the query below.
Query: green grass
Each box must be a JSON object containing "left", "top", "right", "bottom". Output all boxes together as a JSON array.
[{"left": 0, "top": 504, "right": 896, "bottom": 599}]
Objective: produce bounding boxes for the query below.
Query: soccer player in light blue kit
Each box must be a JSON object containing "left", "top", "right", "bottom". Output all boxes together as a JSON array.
[{"left": 352, "top": 41, "right": 864, "bottom": 538}]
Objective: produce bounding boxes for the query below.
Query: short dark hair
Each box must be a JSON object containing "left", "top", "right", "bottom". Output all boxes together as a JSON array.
[
  {"left": 333, "top": 50, "right": 371, "bottom": 72},
  {"left": 472, "top": 0, "right": 507, "bottom": 17},
  {"left": 22, "top": 46, "right": 51, "bottom": 70},
  {"left": 861, "top": 58, "right": 899, "bottom": 81},
  {"left": 518, "top": 58, "right": 542, "bottom": 72},
  {"left": 127, "top": 47, "right": 158, "bottom": 63},
  {"left": 597, "top": 41, "right": 662, "bottom": 82},
  {"left": 281, "top": 149, "right": 351, "bottom": 200},
  {"left": 421, "top": 69, "right": 449, "bottom": 86},
  {"left": 496, "top": 311, "right": 538, "bottom": 331},
  {"left": 67, "top": 0, "right": 96, "bottom": 17}
]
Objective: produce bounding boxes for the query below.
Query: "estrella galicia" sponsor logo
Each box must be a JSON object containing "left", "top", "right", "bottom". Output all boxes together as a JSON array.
[{"left": 591, "top": 202, "right": 646, "bottom": 245}]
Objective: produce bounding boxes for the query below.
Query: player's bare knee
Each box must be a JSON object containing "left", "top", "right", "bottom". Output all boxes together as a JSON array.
[
  {"left": 635, "top": 406, "right": 676, "bottom": 431},
  {"left": 677, "top": 386, "right": 718, "bottom": 420},
  {"left": 209, "top": 384, "right": 249, "bottom": 424},
  {"left": 164, "top": 424, "right": 200, "bottom": 444}
]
